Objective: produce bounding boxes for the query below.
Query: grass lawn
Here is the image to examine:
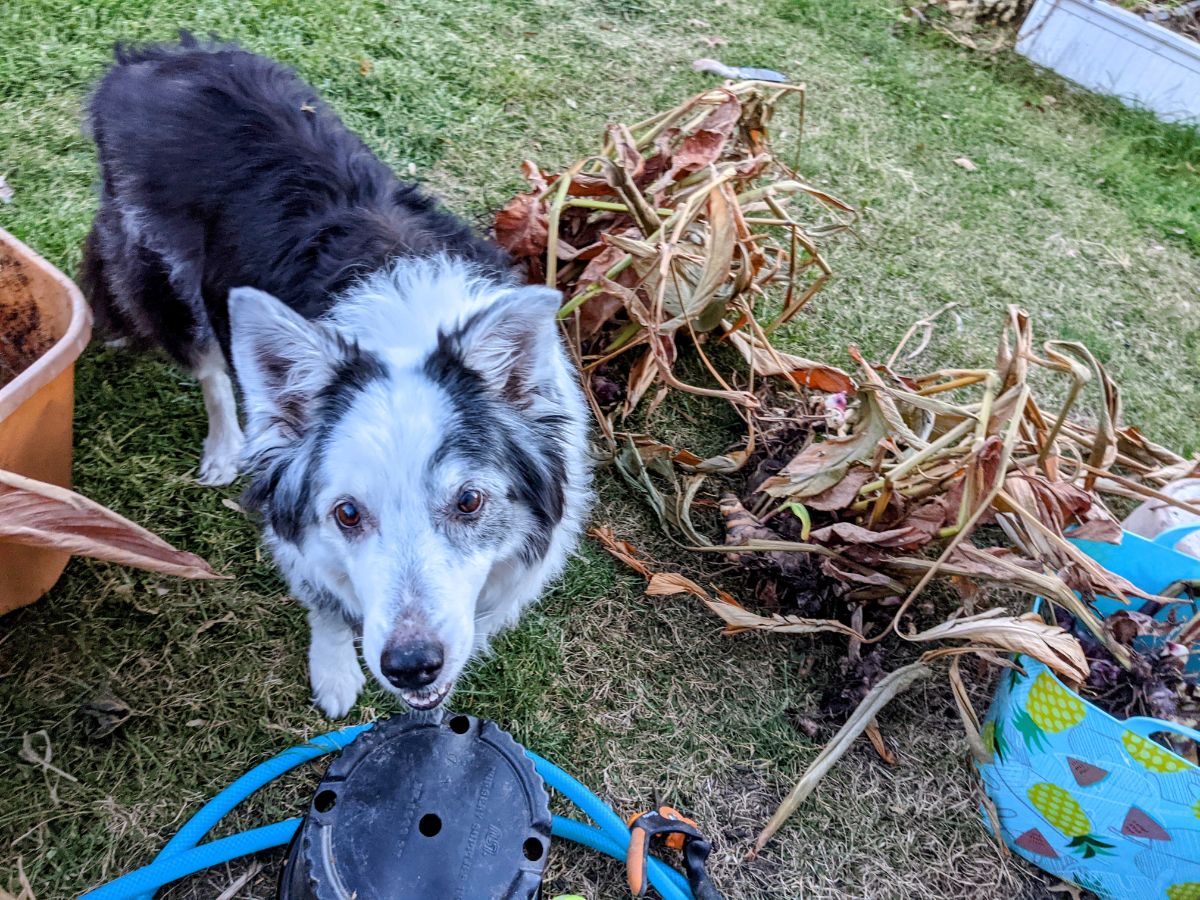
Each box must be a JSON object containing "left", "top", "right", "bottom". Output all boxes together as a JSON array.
[{"left": 2, "top": 0, "right": 1198, "bottom": 897}]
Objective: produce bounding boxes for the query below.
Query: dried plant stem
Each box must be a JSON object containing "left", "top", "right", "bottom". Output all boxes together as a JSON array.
[
  {"left": 1084, "top": 464, "right": 1200, "bottom": 519},
  {"left": 917, "top": 373, "right": 989, "bottom": 396},
  {"left": 858, "top": 417, "right": 977, "bottom": 496},
  {"left": 544, "top": 160, "right": 585, "bottom": 289},
  {"left": 1036, "top": 363, "right": 1085, "bottom": 469},
  {"left": 948, "top": 654, "right": 991, "bottom": 764},
  {"left": 1059, "top": 422, "right": 1162, "bottom": 476},
  {"left": 688, "top": 540, "right": 909, "bottom": 594},
  {"left": 556, "top": 254, "right": 634, "bottom": 319},
  {"left": 601, "top": 322, "right": 645, "bottom": 356},
  {"left": 994, "top": 488, "right": 1134, "bottom": 667},
  {"left": 564, "top": 198, "right": 674, "bottom": 216},
  {"left": 749, "top": 661, "right": 933, "bottom": 858},
  {"left": 875, "top": 385, "right": 1027, "bottom": 645},
  {"left": 888, "top": 302, "right": 960, "bottom": 368}
]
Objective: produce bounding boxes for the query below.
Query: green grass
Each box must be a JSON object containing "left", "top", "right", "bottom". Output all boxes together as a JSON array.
[{"left": 1, "top": 0, "right": 1198, "bottom": 897}]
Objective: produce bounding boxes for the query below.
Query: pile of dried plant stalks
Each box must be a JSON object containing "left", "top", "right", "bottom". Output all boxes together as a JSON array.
[
  {"left": 496, "top": 79, "right": 858, "bottom": 431},
  {"left": 904, "top": 1, "right": 1034, "bottom": 52},
  {"left": 494, "top": 81, "right": 1200, "bottom": 856}
]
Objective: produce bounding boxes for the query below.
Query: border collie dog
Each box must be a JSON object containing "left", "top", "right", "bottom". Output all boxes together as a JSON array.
[{"left": 82, "top": 35, "right": 590, "bottom": 717}]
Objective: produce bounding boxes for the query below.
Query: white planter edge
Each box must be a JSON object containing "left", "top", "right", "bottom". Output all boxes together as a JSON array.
[{"left": 1017, "top": 0, "right": 1200, "bottom": 125}]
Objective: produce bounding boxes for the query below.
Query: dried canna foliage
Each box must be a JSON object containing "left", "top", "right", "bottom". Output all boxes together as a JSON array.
[{"left": 497, "top": 81, "right": 1200, "bottom": 855}]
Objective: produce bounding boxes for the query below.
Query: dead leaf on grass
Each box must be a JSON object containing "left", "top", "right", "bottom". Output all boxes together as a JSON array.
[
  {"left": 804, "top": 466, "right": 876, "bottom": 511},
  {"left": 953, "top": 156, "right": 978, "bottom": 171},
  {"left": 705, "top": 590, "right": 861, "bottom": 639},
  {"left": 589, "top": 526, "right": 653, "bottom": 579},
  {"left": 809, "top": 520, "right": 939, "bottom": 551},
  {"left": 493, "top": 191, "right": 550, "bottom": 258},
  {"left": 750, "top": 661, "right": 934, "bottom": 857},
  {"left": 864, "top": 721, "right": 897, "bottom": 765},
  {"left": 80, "top": 689, "right": 132, "bottom": 740},
  {"left": 759, "top": 394, "right": 889, "bottom": 499},
  {"left": 905, "top": 608, "right": 1089, "bottom": 683},
  {"left": 0, "top": 469, "right": 223, "bottom": 580},
  {"left": 645, "top": 571, "right": 709, "bottom": 599},
  {"left": 665, "top": 95, "right": 743, "bottom": 183},
  {"left": 725, "top": 329, "right": 855, "bottom": 394}
]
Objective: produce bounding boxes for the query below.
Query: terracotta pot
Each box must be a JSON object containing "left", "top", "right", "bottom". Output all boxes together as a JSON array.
[{"left": 0, "top": 227, "right": 92, "bottom": 614}]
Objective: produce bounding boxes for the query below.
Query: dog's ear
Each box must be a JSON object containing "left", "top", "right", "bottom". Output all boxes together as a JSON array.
[
  {"left": 228, "top": 286, "right": 347, "bottom": 437},
  {"left": 454, "top": 286, "right": 563, "bottom": 401}
]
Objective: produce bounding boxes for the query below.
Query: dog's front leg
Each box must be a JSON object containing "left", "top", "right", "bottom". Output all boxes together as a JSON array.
[
  {"left": 193, "top": 344, "right": 245, "bottom": 486},
  {"left": 307, "top": 608, "right": 366, "bottom": 719}
]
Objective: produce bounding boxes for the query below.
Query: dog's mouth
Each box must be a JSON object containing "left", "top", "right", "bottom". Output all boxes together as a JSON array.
[{"left": 397, "top": 681, "right": 454, "bottom": 711}]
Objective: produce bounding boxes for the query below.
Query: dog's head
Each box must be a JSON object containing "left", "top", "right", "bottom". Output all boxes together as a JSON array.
[{"left": 228, "top": 264, "right": 580, "bottom": 710}]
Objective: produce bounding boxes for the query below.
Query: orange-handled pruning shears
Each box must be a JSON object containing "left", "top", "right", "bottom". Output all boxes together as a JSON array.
[{"left": 625, "top": 805, "right": 723, "bottom": 900}]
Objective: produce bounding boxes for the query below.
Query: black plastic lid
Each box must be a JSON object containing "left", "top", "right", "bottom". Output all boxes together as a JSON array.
[{"left": 280, "top": 710, "right": 551, "bottom": 900}]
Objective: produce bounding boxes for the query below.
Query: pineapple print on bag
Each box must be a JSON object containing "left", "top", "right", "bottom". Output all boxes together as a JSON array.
[
  {"left": 1167, "top": 884, "right": 1200, "bottom": 900},
  {"left": 1015, "top": 672, "right": 1086, "bottom": 750},
  {"left": 1193, "top": 796, "right": 1200, "bottom": 820},
  {"left": 1027, "top": 782, "right": 1114, "bottom": 859},
  {"left": 982, "top": 719, "right": 1008, "bottom": 763},
  {"left": 1122, "top": 730, "right": 1189, "bottom": 774}
]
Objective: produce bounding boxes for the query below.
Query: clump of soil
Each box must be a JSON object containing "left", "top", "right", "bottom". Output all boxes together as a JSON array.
[{"left": 0, "top": 250, "right": 54, "bottom": 390}]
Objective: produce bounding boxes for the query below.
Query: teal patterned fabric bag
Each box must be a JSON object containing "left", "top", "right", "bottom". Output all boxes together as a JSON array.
[{"left": 976, "top": 527, "right": 1200, "bottom": 900}]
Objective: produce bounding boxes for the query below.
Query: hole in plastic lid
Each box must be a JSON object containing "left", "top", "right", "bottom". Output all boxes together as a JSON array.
[
  {"left": 314, "top": 790, "right": 337, "bottom": 813},
  {"left": 419, "top": 813, "right": 442, "bottom": 837},
  {"left": 522, "top": 837, "right": 544, "bottom": 861},
  {"left": 449, "top": 715, "right": 470, "bottom": 734}
]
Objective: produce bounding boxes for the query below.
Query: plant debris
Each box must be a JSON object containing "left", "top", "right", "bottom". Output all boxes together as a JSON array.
[
  {"left": 1058, "top": 600, "right": 1200, "bottom": 764},
  {"left": 495, "top": 80, "right": 1200, "bottom": 856},
  {"left": 494, "top": 79, "right": 857, "bottom": 435},
  {"left": 79, "top": 689, "right": 133, "bottom": 740},
  {"left": 0, "top": 468, "right": 224, "bottom": 580},
  {"left": 904, "top": 1, "right": 1033, "bottom": 51},
  {"left": 1131, "top": 0, "right": 1200, "bottom": 43}
]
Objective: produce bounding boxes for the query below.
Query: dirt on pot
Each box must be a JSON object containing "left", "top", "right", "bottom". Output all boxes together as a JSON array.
[{"left": 0, "top": 250, "right": 55, "bottom": 390}]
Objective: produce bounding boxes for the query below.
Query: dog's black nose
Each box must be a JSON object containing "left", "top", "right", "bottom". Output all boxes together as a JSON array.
[{"left": 381, "top": 640, "right": 444, "bottom": 690}]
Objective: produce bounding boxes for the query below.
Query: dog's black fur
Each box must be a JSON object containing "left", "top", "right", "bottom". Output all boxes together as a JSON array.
[
  {"left": 79, "top": 34, "right": 593, "bottom": 717},
  {"left": 82, "top": 32, "right": 511, "bottom": 368}
]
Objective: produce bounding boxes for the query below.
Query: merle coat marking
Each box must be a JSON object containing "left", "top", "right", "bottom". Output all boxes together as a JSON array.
[{"left": 82, "top": 34, "right": 591, "bottom": 716}]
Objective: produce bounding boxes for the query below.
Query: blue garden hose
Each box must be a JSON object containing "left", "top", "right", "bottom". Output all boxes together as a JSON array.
[{"left": 81, "top": 723, "right": 693, "bottom": 900}]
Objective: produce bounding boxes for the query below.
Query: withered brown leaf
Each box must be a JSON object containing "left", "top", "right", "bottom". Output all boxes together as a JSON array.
[
  {"left": 0, "top": 469, "right": 221, "bottom": 580},
  {"left": 493, "top": 192, "right": 549, "bottom": 258}
]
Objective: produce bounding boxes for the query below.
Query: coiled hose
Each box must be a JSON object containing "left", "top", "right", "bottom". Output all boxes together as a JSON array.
[{"left": 80, "top": 723, "right": 693, "bottom": 900}]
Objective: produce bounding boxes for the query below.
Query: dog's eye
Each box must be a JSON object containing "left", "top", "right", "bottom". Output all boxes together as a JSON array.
[
  {"left": 456, "top": 488, "right": 485, "bottom": 515},
  {"left": 334, "top": 500, "right": 362, "bottom": 529}
]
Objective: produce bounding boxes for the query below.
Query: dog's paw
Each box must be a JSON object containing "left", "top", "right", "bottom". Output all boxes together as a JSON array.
[
  {"left": 311, "top": 658, "right": 367, "bottom": 719},
  {"left": 197, "top": 433, "right": 244, "bottom": 487}
]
